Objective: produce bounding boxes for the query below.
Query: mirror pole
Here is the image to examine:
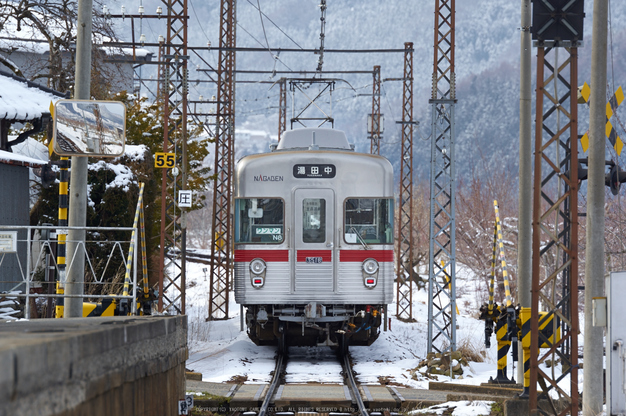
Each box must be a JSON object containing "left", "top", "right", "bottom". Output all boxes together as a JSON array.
[{"left": 64, "top": 0, "right": 93, "bottom": 317}]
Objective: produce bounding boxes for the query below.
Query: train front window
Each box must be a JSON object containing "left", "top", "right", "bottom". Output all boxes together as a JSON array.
[
  {"left": 302, "top": 198, "right": 326, "bottom": 243},
  {"left": 344, "top": 198, "right": 394, "bottom": 244},
  {"left": 235, "top": 198, "right": 284, "bottom": 244}
]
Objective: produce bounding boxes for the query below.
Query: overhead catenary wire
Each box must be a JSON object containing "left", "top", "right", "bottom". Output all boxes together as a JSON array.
[{"left": 244, "top": 0, "right": 304, "bottom": 50}]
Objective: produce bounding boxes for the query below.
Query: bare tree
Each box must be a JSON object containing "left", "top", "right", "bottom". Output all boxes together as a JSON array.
[
  {"left": 0, "top": 0, "right": 122, "bottom": 96},
  {"left": 455, "top": 139, "right": 518, "bottom": 305}
]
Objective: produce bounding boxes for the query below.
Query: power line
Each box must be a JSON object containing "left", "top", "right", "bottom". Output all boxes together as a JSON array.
[{"left": 244, "top": 0, "right": 304, "bottom": 50}]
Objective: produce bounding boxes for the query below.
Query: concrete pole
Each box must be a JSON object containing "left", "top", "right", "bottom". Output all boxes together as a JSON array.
[
  {"left": 64, "top": 0, "right": 93, "bottom": 317},
  {"left": 516, "top": 0, "right": 532, "bottom": 383},
  {"left": 583, "top": 0, "right": 608, "bottom": 414}
]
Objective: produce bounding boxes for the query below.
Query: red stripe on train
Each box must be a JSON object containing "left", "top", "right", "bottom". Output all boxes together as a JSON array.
[
  {"left": 339, "top": 250, "right": 393, "bottom": 262},
  {"left": 234, "top": 250, "right": 289, "bottom": 262},
  {"left": 296, "top": 250, "right": 332, "bottom": 262}
]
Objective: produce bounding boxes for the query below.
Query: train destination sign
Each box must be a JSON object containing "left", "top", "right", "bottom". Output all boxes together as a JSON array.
[{"left": 293, "top": 164, "right": 336, "bottom": 178}]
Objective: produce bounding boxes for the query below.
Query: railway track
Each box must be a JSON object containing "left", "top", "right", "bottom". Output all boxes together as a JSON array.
[{"left": 256, "top": 347, "right": 369, "bottom": 416}]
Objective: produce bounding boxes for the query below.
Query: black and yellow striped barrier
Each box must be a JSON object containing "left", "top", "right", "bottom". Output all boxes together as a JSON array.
[
  {"left": 519, "top": 307, "right": 561, "bottom": 397},
  {"left": 138, "top": 192, "right": 151, "bottom": 315},
  {"left": 479, "top": 202, "right": 518, "bottom": 384},
  {"left": 83, "top": 298, "right": 116, "bottom": 317},
  {"left": 494, "top": 316, "right": 512, "bottom": 383},
  {"left": 493, "top": 201, "right": 512, "bottom": 308},
  {"left": 120, "top": 183, "right": 146, "bottom": 315}
]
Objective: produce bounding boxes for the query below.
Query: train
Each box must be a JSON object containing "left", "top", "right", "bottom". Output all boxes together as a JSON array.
[{"left": 234, "top": 127, "right": 394, "bottom": 350}]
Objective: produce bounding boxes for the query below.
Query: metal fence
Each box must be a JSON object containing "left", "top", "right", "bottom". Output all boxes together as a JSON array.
[{"left": 0, "top": 224, "right": 138, "bottom": 318}]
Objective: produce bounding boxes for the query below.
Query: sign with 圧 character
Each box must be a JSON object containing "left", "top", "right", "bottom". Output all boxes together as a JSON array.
[{"left": 178, "top": 190, "right": 193, "bottom": 208}]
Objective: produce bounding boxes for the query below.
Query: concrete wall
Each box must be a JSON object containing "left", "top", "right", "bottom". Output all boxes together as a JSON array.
[
  {"left": 0, "top": 315, "right": 188, "bottom": 416},
  {"left": 0, "top": 163, "right": 29, "bottom": 293}
]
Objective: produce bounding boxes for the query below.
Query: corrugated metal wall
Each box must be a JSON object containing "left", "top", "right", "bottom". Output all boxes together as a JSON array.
[{"left": 0, "top": 164, "right": 29, "bottom": 293}]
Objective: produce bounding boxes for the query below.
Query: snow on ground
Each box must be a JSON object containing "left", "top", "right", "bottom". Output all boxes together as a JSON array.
[
  {"left": 410, "top": 401, "right": 495, "bottom": 416},
  {"left": 184, "top": 253, "right": 501, "bottom": 389}
]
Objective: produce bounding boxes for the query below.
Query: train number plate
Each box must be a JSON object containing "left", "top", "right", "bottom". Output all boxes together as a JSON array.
[{"left": 305, "top": 257, "right": 323, "bottom": 264}]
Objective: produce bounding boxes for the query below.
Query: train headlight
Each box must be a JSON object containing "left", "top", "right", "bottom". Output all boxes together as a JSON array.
[
  {"left": 250, "top": 258, "right": 266, "bottom": 288},
  {"left": 362, "top": 258, "right": 379, "bottom": 288}
]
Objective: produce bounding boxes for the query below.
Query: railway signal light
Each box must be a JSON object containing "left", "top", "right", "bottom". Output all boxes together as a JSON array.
[{"left": 576, "top": 159, "right": 626, "bottom": 195}]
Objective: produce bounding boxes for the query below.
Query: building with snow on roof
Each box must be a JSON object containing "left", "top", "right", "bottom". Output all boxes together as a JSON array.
[
  {"left": 0, "top": 17, "right": 152, "bottom": 95},
  {"left": 0, "top": 70, "right": 64, "bottom": 292}
]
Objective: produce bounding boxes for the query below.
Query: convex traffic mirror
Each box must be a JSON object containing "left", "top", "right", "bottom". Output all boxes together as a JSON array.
[{"left": 53, "top": 100, "right": 126, "bottom": 157}]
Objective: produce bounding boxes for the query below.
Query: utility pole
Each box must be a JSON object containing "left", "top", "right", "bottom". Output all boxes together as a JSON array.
[
  {"left": 369, "top": 66, "right": 382, "bottom": 155},
  {"left": 157, "top": 0, "right": 189, "bottom": 315},
  {"left": 209, "top": 0, "right": 236, "bottom": 320},
  {"left": 427, "top": 0, "right": 457, "bottom": 354},
  {"left": 529, "top": 1, "right": 583, "bottom": 412},
  {"left": 396, "top": 42, "right": 414, "bottom": 321},
  {"left": 583, "top": 1, "right": 608, "bottom": 414},
  {"left": 278, "top": 78, "right": 287, "bottom": 141},
  {"left": 516, "top": 0, "right": 532, "bottom": 383},
  {"left": 64, "top": 0, "right": 93, "bottom": 317}
]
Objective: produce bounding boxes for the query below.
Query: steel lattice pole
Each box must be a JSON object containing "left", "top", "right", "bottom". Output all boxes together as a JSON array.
[
  {"left": 396, "top": 43, "right": 414, "bottom": 321},
  {"left": 529, "top": 45, "right": 579, "bottom": 416},
  {"left": 208, "top": 0, "right": 236, "bottom": 320},
  {"left": 427, "top": 0, "right": 457, "bottom": 354},
  {"left": 278, "top": 78, "right": 286, "bottom": 142},
  {"left": 158, "top": 0, "right": 188, "bottom": 315},
  {"left": 370, "top": 66, "right": 382, "bottom": 155}
]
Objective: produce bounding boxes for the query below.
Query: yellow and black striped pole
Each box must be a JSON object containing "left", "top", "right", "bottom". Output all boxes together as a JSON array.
[
  {"left": 520, "top": 307, "right": 532, "bottom": 397},
  {"left": 55, "top": 157, "right": 70, "bottom": 318},
  {"left": 139, "top": 195, "right": 151, "bottom": 314},
  {"left": 493, "top": 201, "right": 512, "bottom": 308},
  {"left": 493, "top": 315, "right": 512, "bottom": 383},
  {"left": 488, "top": 223, "right": 497, "bottom": 314},
  {"left": 120, "top": 182, "right": 145, "bottom": 315}
]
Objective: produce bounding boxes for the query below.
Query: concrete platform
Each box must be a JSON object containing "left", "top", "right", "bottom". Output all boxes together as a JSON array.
[{"left": 1, "top": 316, "right": 187, "bottom": 416}]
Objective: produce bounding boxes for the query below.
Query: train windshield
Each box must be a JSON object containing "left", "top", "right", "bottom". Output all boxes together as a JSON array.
[
  {"left": 235, "top": 198, "right": 284, "bottom": 244},
  {"left": 344, "top": 198, "right": 394, "bottom": 244}
]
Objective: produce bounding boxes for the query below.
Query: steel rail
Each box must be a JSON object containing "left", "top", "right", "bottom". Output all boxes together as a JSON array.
[
  {"left": 258, "top": 351, "right": 286, "bottom": 416},
  {"left": 340, "top": 352, "right": 369, "bottom": 416}
]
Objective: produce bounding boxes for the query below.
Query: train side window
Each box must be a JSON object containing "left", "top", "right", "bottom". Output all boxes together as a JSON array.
[
  {"left": 344, "top": 198, "right": 394, "bottom": 244},
  {"left": 302, "top": 198, "right": 326, "bottom": 243},
  {"left": 235, "top": 198, "right": 284, "bottom": 244}
]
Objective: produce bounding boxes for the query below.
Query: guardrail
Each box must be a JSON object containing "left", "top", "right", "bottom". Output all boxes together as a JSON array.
[{"left": 0, "top": 224, "right": 138, "bottom": 318}]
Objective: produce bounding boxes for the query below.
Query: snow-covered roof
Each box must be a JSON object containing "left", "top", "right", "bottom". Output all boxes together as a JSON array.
[
  {"left": 0, "top": 70, "right": 67, "bottom": 122},
  {"left": 0, "top": 148, "right": 47, "bottom": 168}
]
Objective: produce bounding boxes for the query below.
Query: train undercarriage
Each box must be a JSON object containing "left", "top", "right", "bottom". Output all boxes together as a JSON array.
[{"left": 244, "top": 303, "right": 384, "bottom": 349}]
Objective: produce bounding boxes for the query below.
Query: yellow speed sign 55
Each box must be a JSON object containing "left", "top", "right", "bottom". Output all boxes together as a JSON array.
[{"left": 155, "top": 152, "right": 175, "bottom": 168}]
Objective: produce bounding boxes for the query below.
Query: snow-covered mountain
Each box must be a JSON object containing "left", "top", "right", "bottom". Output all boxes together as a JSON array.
[{"left": 108, "top": 0, "right": 626, "bottom": 178}]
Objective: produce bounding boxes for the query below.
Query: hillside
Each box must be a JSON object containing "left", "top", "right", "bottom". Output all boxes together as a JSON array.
[{"left": 106, "top": 0, "right": 626, "bottom": 178}]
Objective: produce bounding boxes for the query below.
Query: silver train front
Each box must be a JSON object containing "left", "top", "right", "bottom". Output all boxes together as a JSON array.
[{"left": 233, "top": 128, "right": 394, "bottom": 348}]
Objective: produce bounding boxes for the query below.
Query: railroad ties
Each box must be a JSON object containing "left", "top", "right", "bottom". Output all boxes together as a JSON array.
[{"left": 185, "top": 349, "right": 526, "bottom": 415}]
